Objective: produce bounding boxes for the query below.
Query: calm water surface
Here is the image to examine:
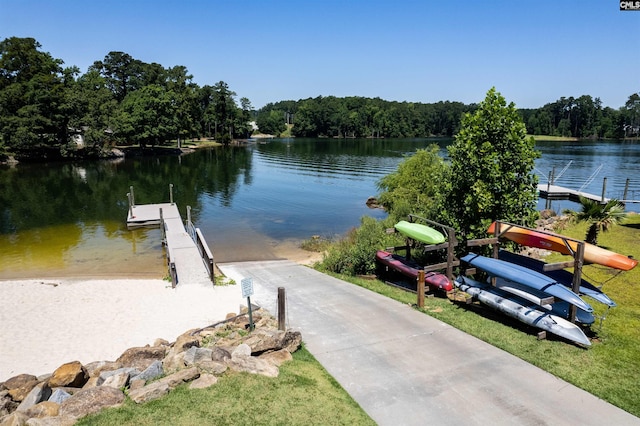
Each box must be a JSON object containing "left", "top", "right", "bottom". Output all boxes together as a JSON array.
[{"left": 0, "top": 138, "right": 638, "bottom": 278}]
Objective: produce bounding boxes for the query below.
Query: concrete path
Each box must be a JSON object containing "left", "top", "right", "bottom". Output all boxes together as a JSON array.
[{"left": 218, "top": 260, "right": 639, "bottom": 426}]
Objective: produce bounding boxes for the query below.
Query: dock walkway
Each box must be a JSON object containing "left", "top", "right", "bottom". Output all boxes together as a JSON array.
[
  {"left": 127, "top": 202, "right": 213, "bottom": 287},
  {"left": 537, "top": 183, "right": 609, "bottom": 204}
]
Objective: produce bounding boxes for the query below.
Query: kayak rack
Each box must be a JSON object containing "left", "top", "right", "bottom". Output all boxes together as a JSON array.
[
  {"left": 467, "top": 220, "right": 587, "bottom": 324},
  {"left": 385, "top": 215, "right": 460, "bottom": 308}
]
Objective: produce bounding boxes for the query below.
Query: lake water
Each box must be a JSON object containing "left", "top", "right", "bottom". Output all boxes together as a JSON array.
[{"left": 0, "top": 138, "right": 638, "bottom": 278}]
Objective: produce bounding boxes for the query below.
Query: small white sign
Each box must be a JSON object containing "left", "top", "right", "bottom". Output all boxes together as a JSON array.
[{"left": 241, "top": 277, "right": 254, "bottom": 298}]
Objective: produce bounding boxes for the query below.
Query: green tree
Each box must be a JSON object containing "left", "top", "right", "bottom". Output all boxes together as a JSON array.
[
  {"left": 116, "top": 85, "right": 177, "bottom": 147},
  {"left": 377, "top": 145, "right": 449, "bottom": 221},
  {"left": 563, "top": 196, "right": 627, "bottom": 245},
  {"left": 446, "top": 87, "right": 539, "bottom": 240},
  {"left": 0, "top": 37, "right": 67, "bottom": 151},
  {"left": 256, "top": 109, "right": 286, "bottom": 136}
]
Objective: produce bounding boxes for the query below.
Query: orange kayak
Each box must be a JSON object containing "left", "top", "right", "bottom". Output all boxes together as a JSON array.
[{"left": 488, "top": 222, "right": 637, "bottom": 271}]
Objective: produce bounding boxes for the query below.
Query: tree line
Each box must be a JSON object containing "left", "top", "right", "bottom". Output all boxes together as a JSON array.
[
  {"left": 257, "top": 96, "right": 640, "bottom": 140},
  {"left": 2, "top": 36, "right": 639, "bottom": 161},
  {"left": 0, "top": 37, "right": 253, "bottom": 159}
]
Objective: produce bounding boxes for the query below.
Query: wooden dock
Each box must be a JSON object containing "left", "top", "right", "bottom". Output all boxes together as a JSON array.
[
  {"left": 126, "top": 189, "right": 214, "bottom": 287},
  {"left": 537, "top": 184, "right": 609, "bottom": 204}
]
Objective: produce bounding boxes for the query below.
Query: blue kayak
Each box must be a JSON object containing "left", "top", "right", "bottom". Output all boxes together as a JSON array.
[
  {"left": 461, "top": 253, "right": 593, "bottom": 313},
  {"left": 498, "top": 250, "right": 616, "bottom": 307}
]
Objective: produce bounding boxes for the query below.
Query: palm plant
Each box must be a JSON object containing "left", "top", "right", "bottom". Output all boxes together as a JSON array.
[{"left": 563, "top": 196, "right": 627, "bottom": 245}]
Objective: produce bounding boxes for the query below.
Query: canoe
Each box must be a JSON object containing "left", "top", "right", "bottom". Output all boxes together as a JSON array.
[
  {"left": 375, "top": 250, "right": 453, "bottom": 292},
  {"left": 460, "top": 253, "right": 593, "bottom": 313},
  {"left": 498, "top": 250, "right": 616, "bottom": 307},
  {"left": 488, "top": 222, "right": 637, "bottom": 271},
  {"left": 493, "top": 277, "right": 595, "bottom": 325},
  {"left": 455, "top": 276, "right": 591, "bottom": 347},
  {"left": 394, "top": 221, "right": 446, "bottom": 245}
]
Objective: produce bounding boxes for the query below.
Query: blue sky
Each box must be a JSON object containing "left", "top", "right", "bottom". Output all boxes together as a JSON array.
[{"left": 1, "top": 0, "right": 638, "bottom": 109}]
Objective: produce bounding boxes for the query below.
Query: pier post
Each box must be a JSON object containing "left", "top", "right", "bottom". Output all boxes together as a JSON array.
[
  {"left": 569, "top": 242, "right": 585, "bottom": 323},
  {"left": 601, "top": 177, "right": 607, "bottom": 203},
  {"left": 159, "top": 208, "right": 165, "bottom": 244},
  {"left": 187, "top": 205, "right": 191, "bottom": 225},
  {"left": 546, "top": 171, "right": 552, "bottom": 210},
  {"left": 169, "top": 184, "right": 174, "bottom": 205},
  {"left": 623, "top": 178, "right": 630, "bottom": 201},
  {"left": 278, "top": 287, "right": 286, "bottom": 331},
  {"left": 127, "top": 192, "right": 134, "bottom": 219},
  {"left": 417, "top": 270, "right": 425, "bottom": 308},
  {"left": 130, "top": 186, "right": 135, "bottom": 207}
]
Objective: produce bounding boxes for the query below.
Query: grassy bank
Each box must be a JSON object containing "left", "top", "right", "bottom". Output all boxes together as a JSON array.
[
  {"left": 530, "top": 134, "right": 579, "bottom": 141},
  {"left": 318, "top": 214, "right": 640, "bottom": 417},
  {"left": 78, "top": 346, "right": 374, "bottom": 425}
]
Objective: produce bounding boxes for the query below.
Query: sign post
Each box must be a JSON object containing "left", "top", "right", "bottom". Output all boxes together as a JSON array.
[{"left": 241, "top": 277, "right": 255, "bottom": 331}]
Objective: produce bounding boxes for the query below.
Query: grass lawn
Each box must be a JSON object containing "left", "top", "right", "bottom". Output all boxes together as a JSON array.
[
  {"left": 530, "top": 135, "right": 579, "bottom": 141},
  {"left": 77, "top": 345, "right": 375, "bottom": 425}
]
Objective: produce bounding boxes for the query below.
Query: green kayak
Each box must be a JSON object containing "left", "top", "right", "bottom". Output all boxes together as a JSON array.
[{"left": 394, "top": 220, "right": 446, "bottom": 245}]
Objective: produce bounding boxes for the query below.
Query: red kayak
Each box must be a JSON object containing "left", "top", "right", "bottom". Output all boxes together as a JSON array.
[
  {"left": 488, "top": 222, "right": 637, "bottom": 271},
  {"left": 375, "top": 250, "right": 453, "bottom": 292}
]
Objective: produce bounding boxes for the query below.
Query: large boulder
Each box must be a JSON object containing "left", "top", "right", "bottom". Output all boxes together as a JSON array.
[
  {"left": 15, "top": 383, "right": 51, "bottom": 412},
  {"left": 3, "top": 375, "right": 39, "bottom": 402},
  {"left": 128, "top": 367, "right": 200, "bottom": 404},
  {"left": 58, "top": 387, "right": 124, "bottom": 420},
  {"left": 48, "top": 362, "right": 88, "bottom": 388},
  {"left": 116, "top": 347, "right": 165, "bottom": 371}
]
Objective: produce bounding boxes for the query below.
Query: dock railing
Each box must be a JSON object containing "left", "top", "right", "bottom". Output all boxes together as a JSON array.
[{"left": 186, "top": 206, "right": 215, "bottom": 283}]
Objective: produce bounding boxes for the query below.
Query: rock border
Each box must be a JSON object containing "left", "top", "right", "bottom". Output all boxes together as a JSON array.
[{"left": 0, "top": 308, "right": 301, "bottom": 425}]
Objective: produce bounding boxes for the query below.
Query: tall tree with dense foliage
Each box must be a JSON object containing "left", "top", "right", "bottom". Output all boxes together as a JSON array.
[
  {"left": 446, "top": 88, "right": 539, "bottom": 239},
  {"left": 0, "top": 37, "right": 68, "bottom": 151}
]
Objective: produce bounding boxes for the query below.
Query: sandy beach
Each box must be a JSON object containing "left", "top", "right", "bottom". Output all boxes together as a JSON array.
[
  {"left": 0, "top": 243, "right": 323, "bottom": 383},
  {"left": 0, "top": 278, "right": 245, "bottom": 382}
]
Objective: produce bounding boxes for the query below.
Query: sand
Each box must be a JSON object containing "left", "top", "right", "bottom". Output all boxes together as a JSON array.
[
  {"left": 0, "top": 279, "right": 244, "bottom": 382},
  {"left": 0, "top": 241, "right": 324, "bottom": 383}
]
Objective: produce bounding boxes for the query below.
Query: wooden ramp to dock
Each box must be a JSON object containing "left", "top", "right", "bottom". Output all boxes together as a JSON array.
[{"left": 127, "top": 202, "right": 214, "bottom": 287}]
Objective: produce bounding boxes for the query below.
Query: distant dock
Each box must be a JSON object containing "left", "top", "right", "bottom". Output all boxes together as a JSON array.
[
  {"left": 126, "top": 185, "right": 214, "bottom": 287},
  {"left": 538, "top": 176, "right": 639, "bottom": 207}
]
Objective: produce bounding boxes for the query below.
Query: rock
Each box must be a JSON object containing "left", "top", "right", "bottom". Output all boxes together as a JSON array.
[
  {"left": 83, "top": 361, "right": 122, "bottom": 378},
  {"left": 47, "top": 390, "right": 70, "bottom": 405},
  {"left": 228, "top": 355, "right": 279, "bottom": 378},
  {"left": 0, "top": 411, "right": 28, "bottom": 426},
  {"left": 116, "top": 347, "right": 165, "bottom": 371},
  {"left": 48, "top": 362, "right": 88, "bottom": 388},
  {"left": 135, "top": 361, "right": 163, "bottom": 382},
  {"left": 162, "top": 352, "right": 186, "bottom": 374},
  {"left": 210, "top": 347, "right": 231, "bottom": 363},
  {"left": 127, "top": 381, "right": 170, "bottom": 404},
  {"left": 196, "top": 361, "right": 227, "bottom": 376},
  {"left": 189, "top": 374, "right": 218, "bottom": 390},
  {"left": 158, "top": 367, "right": 200, "bottom": 389},
  {"left": 23, "top": 401, "right": 59, "bottom": 418},
  {"left": 244, "top": 329, "right": 285, "bottom": 354},
  {"left": 231, "top": 344, "right": 252, "bottom": 359},
  {"left": 129, "top": 367, "right": 200, "bottom": 404},
  {"left": 16, "top": 383, "right": 51, "bottom": 412},
  {"left": 81, "top": 377, "right": 99, "bottom": 390},
  {"left": 183, "top": 347, "right": 213, "bottom": 366},
  {"left": 4, "top": 375, "right": 39, "bottom": 402},
  {"left": 25, "top": 414, "right": 76, "bottom": 425},
  {"left": 97, "top": 368, "right": 138, "bottom": 386},
  {"left": 1, "top": 391, "right": 18, "bottom": 417},
  {"left": 281, "top": 330, "right": 302, "bottom": 353},
  {"left": 101, "top": 372, "right": 130, "bottom": 390},
  {"left": 172, "top": 331, "right": 201, "bottom": 353},
  {"left": 153, "top": 338, "right": 170, "bottom": 347},
  {"left": 128, "top": 379, "right": 145, "bottom": 391},
  {"left": 259, "top": 349, "right": 293, "bottom": 367},
  {"left": 58, "top": 387, "right": 124, "bottom": 420}
]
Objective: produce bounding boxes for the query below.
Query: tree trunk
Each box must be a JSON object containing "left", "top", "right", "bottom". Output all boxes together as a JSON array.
[{"left": 586, "top": 224, "right": 599, "bottom": 245}]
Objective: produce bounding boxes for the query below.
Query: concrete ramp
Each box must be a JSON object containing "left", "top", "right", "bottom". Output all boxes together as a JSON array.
[{"left": 218, "top": 260, "right": 639, "bottom": 426}]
